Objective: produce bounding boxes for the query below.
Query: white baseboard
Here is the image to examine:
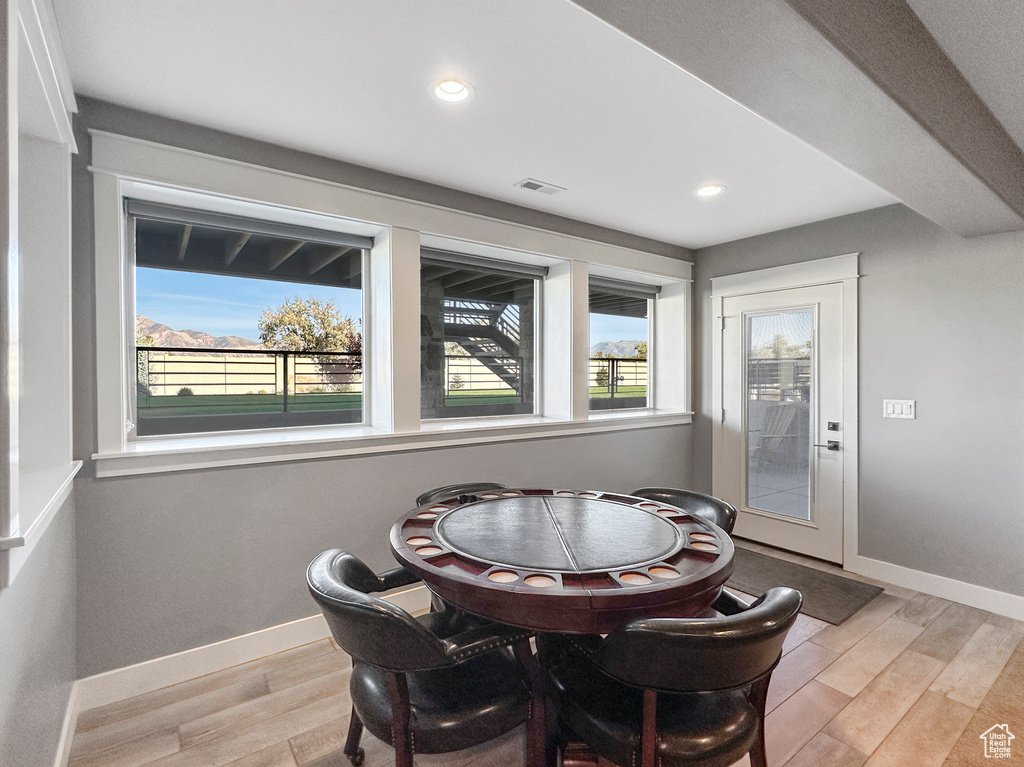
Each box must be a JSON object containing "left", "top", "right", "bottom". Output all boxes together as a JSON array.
[
  {"left": 847, "top": 555, "right": 1024, "bottom": 621},
  {"left": 57, "top": 584, "right": 431, "bottom": 766},
  {"left": 52, "top": 683, "right": 79, "bottom": 767},
  {"left": 75, "top": 614, "right": 333, "bottom": 714}
]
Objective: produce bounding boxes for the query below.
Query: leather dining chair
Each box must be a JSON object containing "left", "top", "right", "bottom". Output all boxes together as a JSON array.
[
  {"left": 538, "top": 587, "right": 802, "bottom": 767},
  {"left": 415, "top": 481, "right": 509, "bottom": 507},
  {"left": 631, "top": 487, "right": 738, "bottom": 534},
  {"left": 307, "top": 549, "right": 542, "bottom": 767}
]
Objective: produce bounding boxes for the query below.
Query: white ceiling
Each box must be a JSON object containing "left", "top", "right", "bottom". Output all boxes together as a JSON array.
[{"left": 50, "top": 0, "right": 900, "bottom": 250}]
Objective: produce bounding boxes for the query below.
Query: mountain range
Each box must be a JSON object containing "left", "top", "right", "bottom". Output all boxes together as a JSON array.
[
  {"left": 135, "top": 316, "right": 261, "bottom": 349},
  {"left": 590, "top": 340, "right": 643, "bottom": 358}
]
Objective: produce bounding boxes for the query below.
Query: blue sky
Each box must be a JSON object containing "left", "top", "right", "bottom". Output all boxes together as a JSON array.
[
  {"left": 136, "top": 268, "right": 362, "bottom": 340},
  {"left": 590, "top": 313, "right": 647, "bottom": 351}
]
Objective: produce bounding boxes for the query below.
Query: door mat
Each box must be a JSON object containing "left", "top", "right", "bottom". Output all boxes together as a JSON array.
[{"left": 727, "top": 547, "right": 883, "bottom": 624}]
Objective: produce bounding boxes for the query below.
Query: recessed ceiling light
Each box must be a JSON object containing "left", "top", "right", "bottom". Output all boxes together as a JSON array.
[
  {"left": 433, "top": 78, "right": 472, "bottom": 103},
  {"left": 695, "top": 184, "right": 726, "bottom": 198}
]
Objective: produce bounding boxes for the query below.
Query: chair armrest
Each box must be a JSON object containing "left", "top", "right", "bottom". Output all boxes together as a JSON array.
[
  {"left": 377, "top": 566, "right": 421, "bottom": 591},
  {"left": 441, "top": 622, "right": 536, "bottom": 663},
  {"left": 713, "top": 588, "right": 751, "bottom": 615}
]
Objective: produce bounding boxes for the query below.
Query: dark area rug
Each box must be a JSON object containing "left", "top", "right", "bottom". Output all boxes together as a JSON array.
[{"left": 727, "top": 547, "right": 883, "bottom": 624}]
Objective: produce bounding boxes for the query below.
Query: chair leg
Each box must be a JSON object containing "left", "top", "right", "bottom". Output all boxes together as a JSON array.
[
  {"left": 384, "top": 671, "right": 414, "bottom": 767},
  {"left": 640, "top": 689, "right": 657, "bottom": 767},
  {"left": 748, "top": 675, "right": 771, "bottom": 767},
  {"left": 343, "top": 707, "right": 365, "bottom": 766}
]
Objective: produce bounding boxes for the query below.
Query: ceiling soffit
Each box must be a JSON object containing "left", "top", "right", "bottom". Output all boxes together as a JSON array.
[
  {"left": 782, "top": 0, "right": 1024, "bottom": 225},
  {"left": 571, "top": 0, "right": 1024, "bottom": 238}
]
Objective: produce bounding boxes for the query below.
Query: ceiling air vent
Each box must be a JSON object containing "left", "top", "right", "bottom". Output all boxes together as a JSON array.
[{"left": 515, "top": 178, "right": 566, "bottom": 195}]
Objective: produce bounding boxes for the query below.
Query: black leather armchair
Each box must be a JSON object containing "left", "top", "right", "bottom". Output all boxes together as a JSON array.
[
  {"left": 538, "top": 587, "right": 802, "bottom": 767},
  {"left": 415, "top": 481, "right": 509, "bottom": 507},
  {"left": 631, "top": 487, "right": 739, "bottom": 534},
  {"left": 307, "top": 549, "right": 541, "bottom": 767}
]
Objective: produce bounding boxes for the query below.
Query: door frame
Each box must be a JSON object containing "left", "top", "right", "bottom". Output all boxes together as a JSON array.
[{"left": 711, "top": 254, "right": 859, "bottom": 566}]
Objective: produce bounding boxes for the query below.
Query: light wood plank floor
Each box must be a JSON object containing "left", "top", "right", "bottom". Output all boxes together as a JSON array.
[{"left": 67, "top": 541, "right": 1024, "bottom": 767}]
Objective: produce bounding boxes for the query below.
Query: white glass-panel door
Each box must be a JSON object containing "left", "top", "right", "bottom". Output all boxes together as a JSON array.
[{"left": 717, "top": 283, "right": 844, "bottom": 563}]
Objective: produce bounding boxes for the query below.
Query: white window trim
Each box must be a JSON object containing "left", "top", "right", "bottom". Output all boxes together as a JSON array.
[{"left": 90, "top": 131, "right": 692, "bottom": 477}]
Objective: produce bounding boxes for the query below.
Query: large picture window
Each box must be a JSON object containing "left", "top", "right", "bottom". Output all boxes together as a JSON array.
[
  {"left": 91, "top": 133, "right": 692, "bottom": 474},
  {"left": 420, "top": 250, "right": 543, "bottom": 419},
  {"left": 130, "top": 200, "right": 369, "bottom": 436}
]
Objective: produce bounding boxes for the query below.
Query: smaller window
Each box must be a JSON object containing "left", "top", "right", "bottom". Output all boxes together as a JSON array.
[
  {"left": 130, "top": 200, "right": 369, "bottom": 436},
  {"left": 588, "top": 277, "right": 657, "bottom": 411},
  {"left": 420, "top": 250, "right": 544, "bottom": 419}
]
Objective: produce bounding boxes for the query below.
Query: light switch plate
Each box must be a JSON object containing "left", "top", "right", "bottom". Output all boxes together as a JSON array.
[{"left": 883, "top": 399, "right": 916, "bottom": 419}]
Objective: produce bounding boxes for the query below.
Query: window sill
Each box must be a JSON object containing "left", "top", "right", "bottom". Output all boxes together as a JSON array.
[
  {"left": 91, "top": 411, "right": 692, "bottom": 477},
  {"left": 587, "top": 406, "right": 661, "bottom": 420}
]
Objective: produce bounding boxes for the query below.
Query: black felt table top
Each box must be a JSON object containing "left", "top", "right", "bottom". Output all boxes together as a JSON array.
[{"left": 434, "top": 495, "right": 681, "bottom": 573}]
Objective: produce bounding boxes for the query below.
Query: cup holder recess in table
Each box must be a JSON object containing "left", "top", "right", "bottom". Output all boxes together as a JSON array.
[
  {"left": 524, "top": 574, "right": 557, "bottom": 588},
  {"left": 649, "top": 566, "right": 681, "bottom": 579},
  {"left": 689, "top": 541, "right": 719, "bottom": 552}
]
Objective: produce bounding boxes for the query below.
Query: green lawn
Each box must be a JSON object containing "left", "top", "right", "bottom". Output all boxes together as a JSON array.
[
  {"left": 137, "top": 389, "right": 520, "bottom": 416},
  {"left": 589, "top": 385, "right": 647, "bottom": 399},
  {"left": 137, "top": 385, "right": 647, "bottom": 417},
  {"left": 137, "top": 391, "right": 362, "bottom": 416},
  {"left": 445, "top": 388, "right": 520, "bottom": 405}
]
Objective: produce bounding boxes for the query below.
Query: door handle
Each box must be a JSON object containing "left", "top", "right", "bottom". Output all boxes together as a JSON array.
[{"left": 814, "top": 441, "right": 841, "bottom": 451}]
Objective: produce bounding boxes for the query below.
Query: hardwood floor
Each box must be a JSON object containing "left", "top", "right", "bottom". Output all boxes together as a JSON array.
[{"left": 67, "top": 542, "right": 1024, "bottom": 767}]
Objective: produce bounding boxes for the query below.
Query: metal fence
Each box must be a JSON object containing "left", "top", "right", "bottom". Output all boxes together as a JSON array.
[
  {"left": 588, "top": 357, "right": 647, "bottom": 399},
  {"left": 444, "top": 355, "right": 522, "bottom": 397},
  {"left": 746, "top": 357, "right": 810, "bottom": 402},
  {"left": 137, "top": 346, "right": 362, "bottom": 410}
]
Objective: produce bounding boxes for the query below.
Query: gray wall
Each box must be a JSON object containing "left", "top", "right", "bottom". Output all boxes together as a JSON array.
[
  {"left": 70, "top": 101, "right": 693, "bottom": 676},
  {"left": 75, "top": 428, "right": 691, "bottom": 676},
  {"left": 692, "top": 204, "right": 1024, "bottom": 597},
  {"left": 0, "top": 499, "right": 76, "bottom": 767}
]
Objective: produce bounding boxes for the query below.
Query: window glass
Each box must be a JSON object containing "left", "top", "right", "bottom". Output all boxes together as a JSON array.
[
  {"left": 420, "top": 256, "right": 537, "bottom": 419},
  {"left": 745, "top": 309, "right": 813, "bottom": 520},
  {"left": 589, "top": 283, "right": 649, "bottom": 410},
  {"left": 132, "top": 209, "right": 365, "bottom": 436}
]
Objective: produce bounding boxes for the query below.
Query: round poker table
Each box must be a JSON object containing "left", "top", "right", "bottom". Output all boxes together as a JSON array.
[{"left": 390, "top": 488, "right": 734, "bottom": 634}]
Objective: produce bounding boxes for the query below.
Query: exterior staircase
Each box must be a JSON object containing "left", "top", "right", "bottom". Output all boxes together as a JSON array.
[{"left": 443, "top": 300, "right": 522, "bottom": 390}]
